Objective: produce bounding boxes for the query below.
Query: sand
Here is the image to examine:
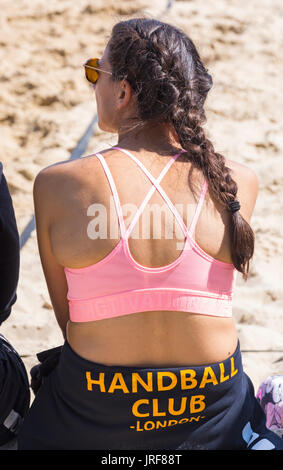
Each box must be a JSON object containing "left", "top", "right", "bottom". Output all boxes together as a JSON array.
[{"left": 0, "top": 0, "right": 283, "bottom": 404}]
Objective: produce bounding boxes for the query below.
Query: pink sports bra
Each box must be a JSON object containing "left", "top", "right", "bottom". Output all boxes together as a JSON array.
[{"left": 64, "top": 146, "right": 238, "bottom": 322}]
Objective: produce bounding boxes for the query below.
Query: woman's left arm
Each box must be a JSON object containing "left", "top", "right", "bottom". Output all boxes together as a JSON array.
[{"left": 33, "top": 169, "right": 70, "bottom": 339}]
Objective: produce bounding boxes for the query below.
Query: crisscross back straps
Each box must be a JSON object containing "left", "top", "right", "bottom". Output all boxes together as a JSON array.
[
  {"left": 111, "top": 147, "right": 188, "bottom": 239},
  {"left": 94, "top": 148, "right": 208, "bottom": 241}
]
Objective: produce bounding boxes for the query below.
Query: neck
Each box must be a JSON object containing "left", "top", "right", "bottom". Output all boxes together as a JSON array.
[{"left": 116, "top": 121, "right": 181, "bottom": 154}]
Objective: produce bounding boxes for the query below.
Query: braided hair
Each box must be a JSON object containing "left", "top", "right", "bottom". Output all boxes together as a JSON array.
[{"left": 107, "top": 18, "right": 255, "bottom": 280}]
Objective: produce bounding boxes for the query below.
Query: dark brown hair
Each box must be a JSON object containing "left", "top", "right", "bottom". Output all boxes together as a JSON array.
[{"left": 107, "top": 17, "right": 255, "bottom": 280}]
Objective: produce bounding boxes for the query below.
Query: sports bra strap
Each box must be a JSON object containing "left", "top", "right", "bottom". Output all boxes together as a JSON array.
[
  {"left": 94, "top": 153, "right": 127, "bottom": 239},
  {"left": 188, "top": 179, "right": 208, "bottom": 237}
]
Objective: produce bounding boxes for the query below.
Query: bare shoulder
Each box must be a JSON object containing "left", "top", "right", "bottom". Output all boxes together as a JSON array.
[
  {"left": 33, "top": 151, "right": 106, "bottom": 194},
  {"left": 225, "top": 158, "right": 259, "bottom": 223},
  {"left": 32, "top": 149, "right": 116, "bottom": 213},
  {"left": 225, "top": 158, "right": 259, "bottom": 185},
  {"left": 33, "top": 160, "right": 78, "bottom": 201},
  {"left": 33, "top": 158, "right": 91, "bottom": 221}
]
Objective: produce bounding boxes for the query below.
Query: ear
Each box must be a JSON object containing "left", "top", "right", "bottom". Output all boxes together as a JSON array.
[{"left": 117, "top": 79, "right": 134, "bottom": 108}]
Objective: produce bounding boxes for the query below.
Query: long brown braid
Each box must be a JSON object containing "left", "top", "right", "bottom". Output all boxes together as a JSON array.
[{"left": 108, "top": 18, "right": 255, "bottom": 280}]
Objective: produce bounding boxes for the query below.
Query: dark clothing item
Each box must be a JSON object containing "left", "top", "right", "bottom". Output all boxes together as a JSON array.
[
  {"left": 0, "top": 334, "right": 30, "bottom": 445},
  {"left": 30, "top": 346, "right": 62, "bottom": 395},
  {"left": 18, "top": 340, "right": 283, "bottom": 450},
  {"left": 0, "top": 162, "right": 20, "bottom": 325},
  {"left": 0, "top": 163, "right": 30, "bottom": 445}
]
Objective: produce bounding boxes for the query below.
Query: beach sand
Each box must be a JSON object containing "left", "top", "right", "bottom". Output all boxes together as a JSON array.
[{"left": 0, "top": 0, "right": 283, "bottom": 406}]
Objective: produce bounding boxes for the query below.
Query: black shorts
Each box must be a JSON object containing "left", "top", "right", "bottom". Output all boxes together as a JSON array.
[{"left": 18, "top": 340, "right": 283, "bottom": 450}]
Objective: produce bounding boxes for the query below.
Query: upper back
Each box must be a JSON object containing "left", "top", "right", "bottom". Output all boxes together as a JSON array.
[
  {"left": 46, "top": 147, "right": 258, "bottom": 271},
  {"left": 34, "top": 146, "right": 259, "bottom": 363}
]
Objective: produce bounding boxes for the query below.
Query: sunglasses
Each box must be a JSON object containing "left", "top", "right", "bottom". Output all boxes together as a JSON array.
[{"left": 83, "top": 58, "right": 113, "bottom": 85}]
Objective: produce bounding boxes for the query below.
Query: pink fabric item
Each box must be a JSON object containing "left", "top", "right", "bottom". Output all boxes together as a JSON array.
[
  {"left": 64, "top": 146, "right": 237, "bottom": 322},
  {"left": 256, "top": 375, "right": 283, "bottom": 438}
]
